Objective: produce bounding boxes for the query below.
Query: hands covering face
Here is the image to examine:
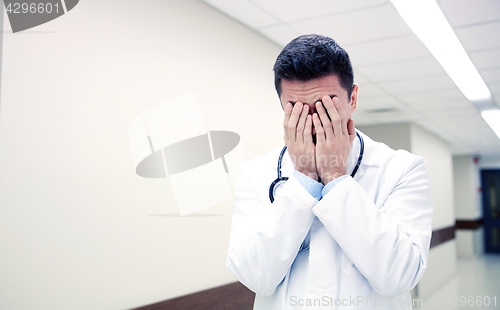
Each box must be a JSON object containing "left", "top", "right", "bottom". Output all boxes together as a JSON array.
[{"left": 283, "top": 96, "right": 356, "bottom": 185}]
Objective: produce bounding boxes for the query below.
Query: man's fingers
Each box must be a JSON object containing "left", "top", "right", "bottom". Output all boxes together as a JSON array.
[
  {"left": 332, "top": 97, "right": 347, "bottom": 136},
  {"left": 287, "top": 102, "right": 303, "bottom": 142},
  {"left": 316, "top": 101, "right": 334, "bottom": 139},
  {"left": 283, "top": 102, "right": 293, "bottom": 126},
  {"left": 312, "top": 113, "right": 325, "bottom": 144},
  {"left": 304, "top": 114, "right": 313, "bottom": 145},
  {"left": 323, "top": 96, "right": 342, "bottom": 136},
  {"left": 296, "top": 105, "right": 309, "bottom": 143}
]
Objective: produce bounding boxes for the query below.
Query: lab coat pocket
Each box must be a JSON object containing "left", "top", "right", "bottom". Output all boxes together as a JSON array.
[{"left": 341, "top": 252, "right": 361, "bottom": 276}]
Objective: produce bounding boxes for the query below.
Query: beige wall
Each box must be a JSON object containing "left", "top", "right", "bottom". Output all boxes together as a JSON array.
[
  {"left": 411, "top": 124, "right": 455, "bottom": 230},
  {"left": 357, "top": 123, "right": 412, "bottom": 152},
  {"left": 453, "top": 156, "right": 481, "bottom": 219},
  {"left": 0, "top": 1, "right": 283, "bottom": 309},
  {"left": 453, "top": 155, "right": 484, "bottom": 258}
]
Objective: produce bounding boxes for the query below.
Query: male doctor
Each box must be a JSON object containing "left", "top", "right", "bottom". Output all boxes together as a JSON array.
[{"left": 226, "top": 34, "right": 433, "bottom": 309}]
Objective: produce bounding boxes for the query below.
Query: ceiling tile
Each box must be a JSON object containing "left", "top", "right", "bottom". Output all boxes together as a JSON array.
[
  {"left": 414, "top": 119, "right": 460, "bottom": 143},
  {"left": 365, "top": 113, "right": 415, "bottom": 124},
  {"left": 355, "top": 58, "right": 446, "bottom": 83},
  {"left": 357, "top": 105, "right": 417, "bottom": 125},
  {"left": 378, "top": 74, "right": 457, "bottom": 94},
  {"left": 488, "top": 81, "right": 500, "bottom": 96},
  {"left": 250, "top": 0, "right": 390, "bottom": 24},
  {"left": 420, "top": 106, "right": 481, "bottom": 120},
  {"left": 258, "top": 25, "right": 300, "bottom": 47},
  {"left": 356, "top": 82, "right": 387, "bottom": 97},
  {"left": 395, "top": 89, "right": 469, "bottom": 110},
  {"left": 345, "top": 35, "right": 431, "bottom": 67},
  {"left": 492, "top": 92, "right": 500, "bottom": 107},
  {"left": 352, "top": 113, "right": 376, "bottom": 126},
  {"left": 202, "top": 0, "right": 279, "bottom": 28},
  {"left": 287, "top": 3, "right": 412, "bottom": 46},
  {"left": 480, "top": 67, "right": 500, "bottom": 84},
  {"left": 455, "top": 21, "right": 500, "bottom": 52},
  {"left": 356, "top": 95, "right": 403, "bottom": 110},
  {"left": 437, "top": 0, "right": 500, "bottom": 28},
  {"left": 353, "top": 70, "right": 369, "bottom": 83},
  {"left": 469, "top": 48, "right": 500, "bottom": 69}
]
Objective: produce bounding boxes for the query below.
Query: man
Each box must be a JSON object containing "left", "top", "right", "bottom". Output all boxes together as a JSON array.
[{"left": 226, "top": 34, "right": 433, "bottom": 309}]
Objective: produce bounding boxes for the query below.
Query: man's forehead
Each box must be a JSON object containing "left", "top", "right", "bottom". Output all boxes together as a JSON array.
[{"left": 280, "top": 75, "right": 346, "bottom": 102}]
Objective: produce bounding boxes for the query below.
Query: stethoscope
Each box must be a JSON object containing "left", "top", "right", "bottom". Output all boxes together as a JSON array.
[{"left": 268, "top": 131, "right": 364, "bottom": 252}]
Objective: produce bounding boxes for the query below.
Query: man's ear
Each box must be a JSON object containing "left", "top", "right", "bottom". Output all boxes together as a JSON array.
[{"left": 350, "top": 83, "right": 359, "bottom": 114}]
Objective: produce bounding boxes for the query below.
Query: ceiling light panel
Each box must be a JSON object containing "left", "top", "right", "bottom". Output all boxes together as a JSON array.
[
  {"left": 482, "top": 109, "right": 500, "bottom": 140},
  {"left": 391, "top": 0, "right": 492, "bottom": 101}
]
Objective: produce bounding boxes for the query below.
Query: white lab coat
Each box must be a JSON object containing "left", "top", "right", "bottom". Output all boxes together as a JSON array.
[{"left": 226, "top": 131, "right": 433, "bottom": 309}]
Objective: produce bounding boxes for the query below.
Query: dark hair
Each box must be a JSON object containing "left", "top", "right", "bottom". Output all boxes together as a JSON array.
[{"left": 273, "top": 34, "right": 354, "bottom": 99}]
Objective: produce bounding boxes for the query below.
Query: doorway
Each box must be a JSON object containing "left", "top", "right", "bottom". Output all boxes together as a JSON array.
[{"left": 481, "top": 169, "right": 500, "bottom": 253}]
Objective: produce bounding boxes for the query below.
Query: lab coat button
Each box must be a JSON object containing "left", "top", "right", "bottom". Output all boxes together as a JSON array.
[
  {"left": 317, "top": 204, "right": 327, "bottom": 213},
  {"left": 315, "top": 287, "right": 323, "bottom": 296},
  {"left": 301, "top": 195, "right": 313, "bottom": 205}
]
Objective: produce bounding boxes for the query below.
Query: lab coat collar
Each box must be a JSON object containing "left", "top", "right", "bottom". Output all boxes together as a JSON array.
[{"left": 279, "top": 129, "right": 379, "bottom": 181}]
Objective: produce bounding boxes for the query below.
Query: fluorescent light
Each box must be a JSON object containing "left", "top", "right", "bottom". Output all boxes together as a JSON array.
[
  {"left": 481, "top": 110, "right": 500, "bottom": 140},
  {"left": 391, "top": 0, "right": 491, "bottom": 101}
]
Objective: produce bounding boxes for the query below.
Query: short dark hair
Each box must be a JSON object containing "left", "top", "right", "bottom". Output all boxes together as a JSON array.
[{"left": 273, "top": 34, "right": 354, "bottom": 100}]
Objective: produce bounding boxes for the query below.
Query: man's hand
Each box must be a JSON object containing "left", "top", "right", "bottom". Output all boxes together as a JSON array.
[
  {"left": 312, "top": 96, "right": 356, "bottom": 185},
  {"left": 283, "top": 102, "right": 318, "bottom": 181}
]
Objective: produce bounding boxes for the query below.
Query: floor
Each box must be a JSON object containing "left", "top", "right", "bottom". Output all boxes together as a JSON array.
[{"left": 416, "top": 254, "right": 500, "bottom": 309}]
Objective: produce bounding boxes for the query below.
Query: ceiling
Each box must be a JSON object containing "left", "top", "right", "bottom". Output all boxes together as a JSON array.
[{"left": 201, "top": 0, "right": 500, "bottom": 157}]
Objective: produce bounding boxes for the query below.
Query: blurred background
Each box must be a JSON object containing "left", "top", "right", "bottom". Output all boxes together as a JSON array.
[{"left": 0, "top": 0, "right": 499, "bottom": 309}]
